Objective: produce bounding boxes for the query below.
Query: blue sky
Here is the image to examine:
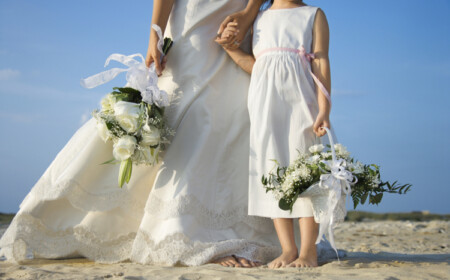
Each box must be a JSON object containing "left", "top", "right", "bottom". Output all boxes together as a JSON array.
[{"left": 0, "top": 0, "right": 449, "bottom": 214}]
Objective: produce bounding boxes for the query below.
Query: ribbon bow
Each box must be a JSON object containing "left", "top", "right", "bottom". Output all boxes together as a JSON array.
[
  {"left": 80, "top": 24, "right": 169, "bottom": 107},
  {"left": 314, "top": 127, "right": 357, "bottom": 261}
]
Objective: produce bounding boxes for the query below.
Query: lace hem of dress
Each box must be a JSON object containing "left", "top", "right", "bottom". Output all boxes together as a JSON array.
[
  {"left": 0, "top": 213, "right": 282, "bottom": 265},
  {"left": 130, "top": 229, "right": 280, "bottom": 266},
  {"left": 130, "top": 229, "right": 342, "bottom": 266},
  {"left": 0, "top": 212, "right": 135, "bottom": 263},
  {"left": 144, "top": 194, "right": 274, "bottom": 232},
  {"left": 25, "top": 178, "right": 145, "bottom": 215}
]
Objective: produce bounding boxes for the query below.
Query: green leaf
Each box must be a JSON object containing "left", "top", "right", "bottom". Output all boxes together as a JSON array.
[
  {"left": 369, "top": 193, "right": 383, "bottom": 205},
  {"left": 100, "top": 158, "right": 119, "bottom": 165},
  {"left": 113, "top": 87, "right": 141, "bottom": 95},
  {"left": 360, "top": 191, "right": 369, "bottom": 205},
  {"left": 279, "top": 198, "right": 291, "bottom": 211},
  {"left": 125, "top": 158, "right": 133, "bottom": 184},
  {"left": 118, "top": 160, "right": 128, "bottom": 188},
  {"left": 163, "top": 38, "right": 173, "bottom": 55}
]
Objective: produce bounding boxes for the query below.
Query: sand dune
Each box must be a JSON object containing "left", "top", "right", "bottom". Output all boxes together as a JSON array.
[{"left": 1, "top": 220, "right": 448, "bottom": 280}]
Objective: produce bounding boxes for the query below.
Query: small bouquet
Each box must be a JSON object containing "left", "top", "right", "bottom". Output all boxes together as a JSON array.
[
  {"left": 81, "top": 24, "right": 174, "bottom": 188},
  {"left": 262, "top": 127, "right": 411, "bottom": 255},
  {"left": 262, "top": 143, "right": 411, "bottom": 212}
]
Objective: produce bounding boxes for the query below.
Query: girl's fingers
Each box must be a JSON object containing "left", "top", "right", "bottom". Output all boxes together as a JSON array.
[
  {"left": 218, "top": 15, "right": 233, "bottom": 35},
  {"left": 224, "top": 26, "right": 239, "bottom": 33}
]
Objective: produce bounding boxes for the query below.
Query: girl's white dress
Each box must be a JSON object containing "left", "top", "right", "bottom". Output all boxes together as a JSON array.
[
  {"left": 248, "top": 6, "right": 338, "bottom": 218},
  {"left": 0, "top": 1, "right": 339, "bottom": 265}
]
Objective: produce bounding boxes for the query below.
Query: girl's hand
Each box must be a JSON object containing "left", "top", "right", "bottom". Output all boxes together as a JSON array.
[
  {"left": 216, "top": 10, "right": 253, "bottom": 49},
  {"left": 145, "top": 29, "right": 167, "bottom": 76},
  {"left": 313, "top": 111, "right": 331, "bottom": 137},
  {"left": 216, "top": 22, "right": 239, "bottom": 48}
]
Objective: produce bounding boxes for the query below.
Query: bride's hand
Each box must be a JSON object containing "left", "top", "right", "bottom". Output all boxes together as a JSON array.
[
  {"left": 313, "top": 111, "right": 331, "bottom": 137},
  {"left": 145, "top": 29, "right": 167, "bottom": 76},
  {"left": 216, "top": 10, "right": 254, "bottom": 49}
]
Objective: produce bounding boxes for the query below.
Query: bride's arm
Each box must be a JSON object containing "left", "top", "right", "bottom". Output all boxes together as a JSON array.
[
  {"left": 216, "top": 0, "right": 264, "bottom": 49},
  {"left": 145, "top": 0, "right": 175, "bottom": 74}
]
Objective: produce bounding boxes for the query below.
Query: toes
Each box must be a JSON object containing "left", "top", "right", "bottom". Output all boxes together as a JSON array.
[
  {"left": 229, "top": 258, "right": 241, "bottom": 267},
  {"left": 225, "top": 260, "right": 235, "bottom": 267},
  {"left": 236, "top": 257, "right": 251, "bottom": 267},
  {"left": 251, "top": 261, "right": 262, "bottom": 267}
]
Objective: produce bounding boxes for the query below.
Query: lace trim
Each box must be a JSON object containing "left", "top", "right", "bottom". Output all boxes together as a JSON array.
[
  {"left": 0, "top": 212, "right": 280, "bottom": 266},
  {"left": 26, "top": 178, "right": 145, "bottom": 215},
  {"left": 130, "top": 229, "right": 280, "bottom": 266},
  {"left": 0, "top": 213, "right": 135, "bottom": 263},
  {"left": 145, "top": 193, "right": 274, "bottom": 232},
  {"left": 300, "top": 183, "right": 347, "bottom": 224},
  {"left": 0, "top": 212, "right": 341, "bottom": 265}
]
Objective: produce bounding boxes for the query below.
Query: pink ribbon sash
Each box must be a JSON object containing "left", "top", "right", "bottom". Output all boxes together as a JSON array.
[{"left": 255, "top": 46, "right": 332, "bottom": 106}]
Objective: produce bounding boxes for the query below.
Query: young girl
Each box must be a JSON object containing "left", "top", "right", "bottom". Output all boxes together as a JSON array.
[{"left": 217, "top": 0, "right": 332, "bottom": 268}]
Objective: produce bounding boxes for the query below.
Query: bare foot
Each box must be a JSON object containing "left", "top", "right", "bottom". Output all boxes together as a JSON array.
[
  {"left": 288, "top": 255, "right": 318, "bottom": 268},
  {"left": 212, "top": 256, "right": 260, "bottom": 268},
  {"left": 268, "top": 251, "right": 298, "bottom": 269},
  {"left": 235, "top": 256, "right": 262, "bottom": 268},
  {"left": 212, "top": 256, "right": 240, "bottom": 267}
]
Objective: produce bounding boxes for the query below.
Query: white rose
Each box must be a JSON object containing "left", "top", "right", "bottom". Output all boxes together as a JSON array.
[
  {"left": 309, "top": 144, "right": 324, "bottom": 154},
  {"left": 114, "top": 101, "right": 141, "bottom": 133},
  {"left": 140, "top": 126, "right": 160, "bottom": 146},
  {"left": 96, "top": 120, "right": 111, "bottom": 142},
  {"left": 100, "top": 94, "right": 116, "bottom": 112},
  {"left": 113, "top": 135, "right": 137, "bottom": 161}
]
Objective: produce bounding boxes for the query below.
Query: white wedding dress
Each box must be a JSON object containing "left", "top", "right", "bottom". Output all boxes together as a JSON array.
[{"left": 0, "top": 0, "right": 339, "bottom": 265}]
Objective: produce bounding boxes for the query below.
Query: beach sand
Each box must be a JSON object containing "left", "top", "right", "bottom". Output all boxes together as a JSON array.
[{"left": 1, "top": 220, "right": 448, "bottom": 280}]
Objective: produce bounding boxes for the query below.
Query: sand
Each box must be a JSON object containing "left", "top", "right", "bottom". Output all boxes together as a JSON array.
[{"left": 1, "top": 220, "right": 448, "bottom": 280}]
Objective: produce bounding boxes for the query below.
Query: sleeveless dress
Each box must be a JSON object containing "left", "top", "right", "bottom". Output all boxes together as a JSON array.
[
  {"left": 248, "top": 6, "right": 338, "bottom": 218},
  {"left": 0, "top": 0, "right": 339, "bottom": 265}
]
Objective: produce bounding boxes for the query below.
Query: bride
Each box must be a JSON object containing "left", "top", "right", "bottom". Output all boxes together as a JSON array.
[{"left": 0, "top": 0, "right": 337, "bottom": 267}]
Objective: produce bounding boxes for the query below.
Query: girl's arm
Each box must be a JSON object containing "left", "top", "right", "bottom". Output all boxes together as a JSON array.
[
  {"left": 311, "top": 8, "right": 332, "bottom": 137},
  {"left": 223, "top": 47, "right": 256, "bottom": 74},
  {"left": 218, "top": 23, "right": 255, "bottom": 74},
  {"left": 145, "top": 0, "right": 175, "bottom": 74}
]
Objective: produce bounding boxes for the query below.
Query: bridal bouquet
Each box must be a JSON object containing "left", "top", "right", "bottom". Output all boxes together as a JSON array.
[{"left": 81, "top": 24, "right": 174, "bottom": 188}]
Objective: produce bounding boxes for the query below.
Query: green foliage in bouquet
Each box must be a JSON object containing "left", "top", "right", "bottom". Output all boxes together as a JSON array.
[
  {"left": 262, "top": 144, "right": 412, "bottom": 212},
  {"left": 350, "top": 163, "right": 412, "bottom": 209}
]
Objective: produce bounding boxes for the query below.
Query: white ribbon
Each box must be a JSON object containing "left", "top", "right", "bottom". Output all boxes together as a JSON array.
[
  {"left": 314, "top": 127, "right": 357, "bottom": 261},
  {"left": 80, "top": 24, "right": 169, "bottom": 107}
]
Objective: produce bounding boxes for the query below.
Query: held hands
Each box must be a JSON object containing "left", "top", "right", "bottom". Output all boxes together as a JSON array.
[
  {"left": 145, "top": 29, "right": 167, "bottom": 76},
  {"left": 216, "top": 22, "right": 240, "bottom": 49},
  {"left": 215, "top": 10, "right": 253, "bottom": 49},
  {"left": 313, "top": 111, "right": 331, "bottom": 137}
]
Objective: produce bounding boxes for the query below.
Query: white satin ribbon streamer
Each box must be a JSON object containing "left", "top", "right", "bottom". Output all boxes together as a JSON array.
[
  {"left": 315, "top": 127, "right": 357, "bottom": 261},
  {"left": 80, "top": 24, "right": 169, "bottom": 107}
]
